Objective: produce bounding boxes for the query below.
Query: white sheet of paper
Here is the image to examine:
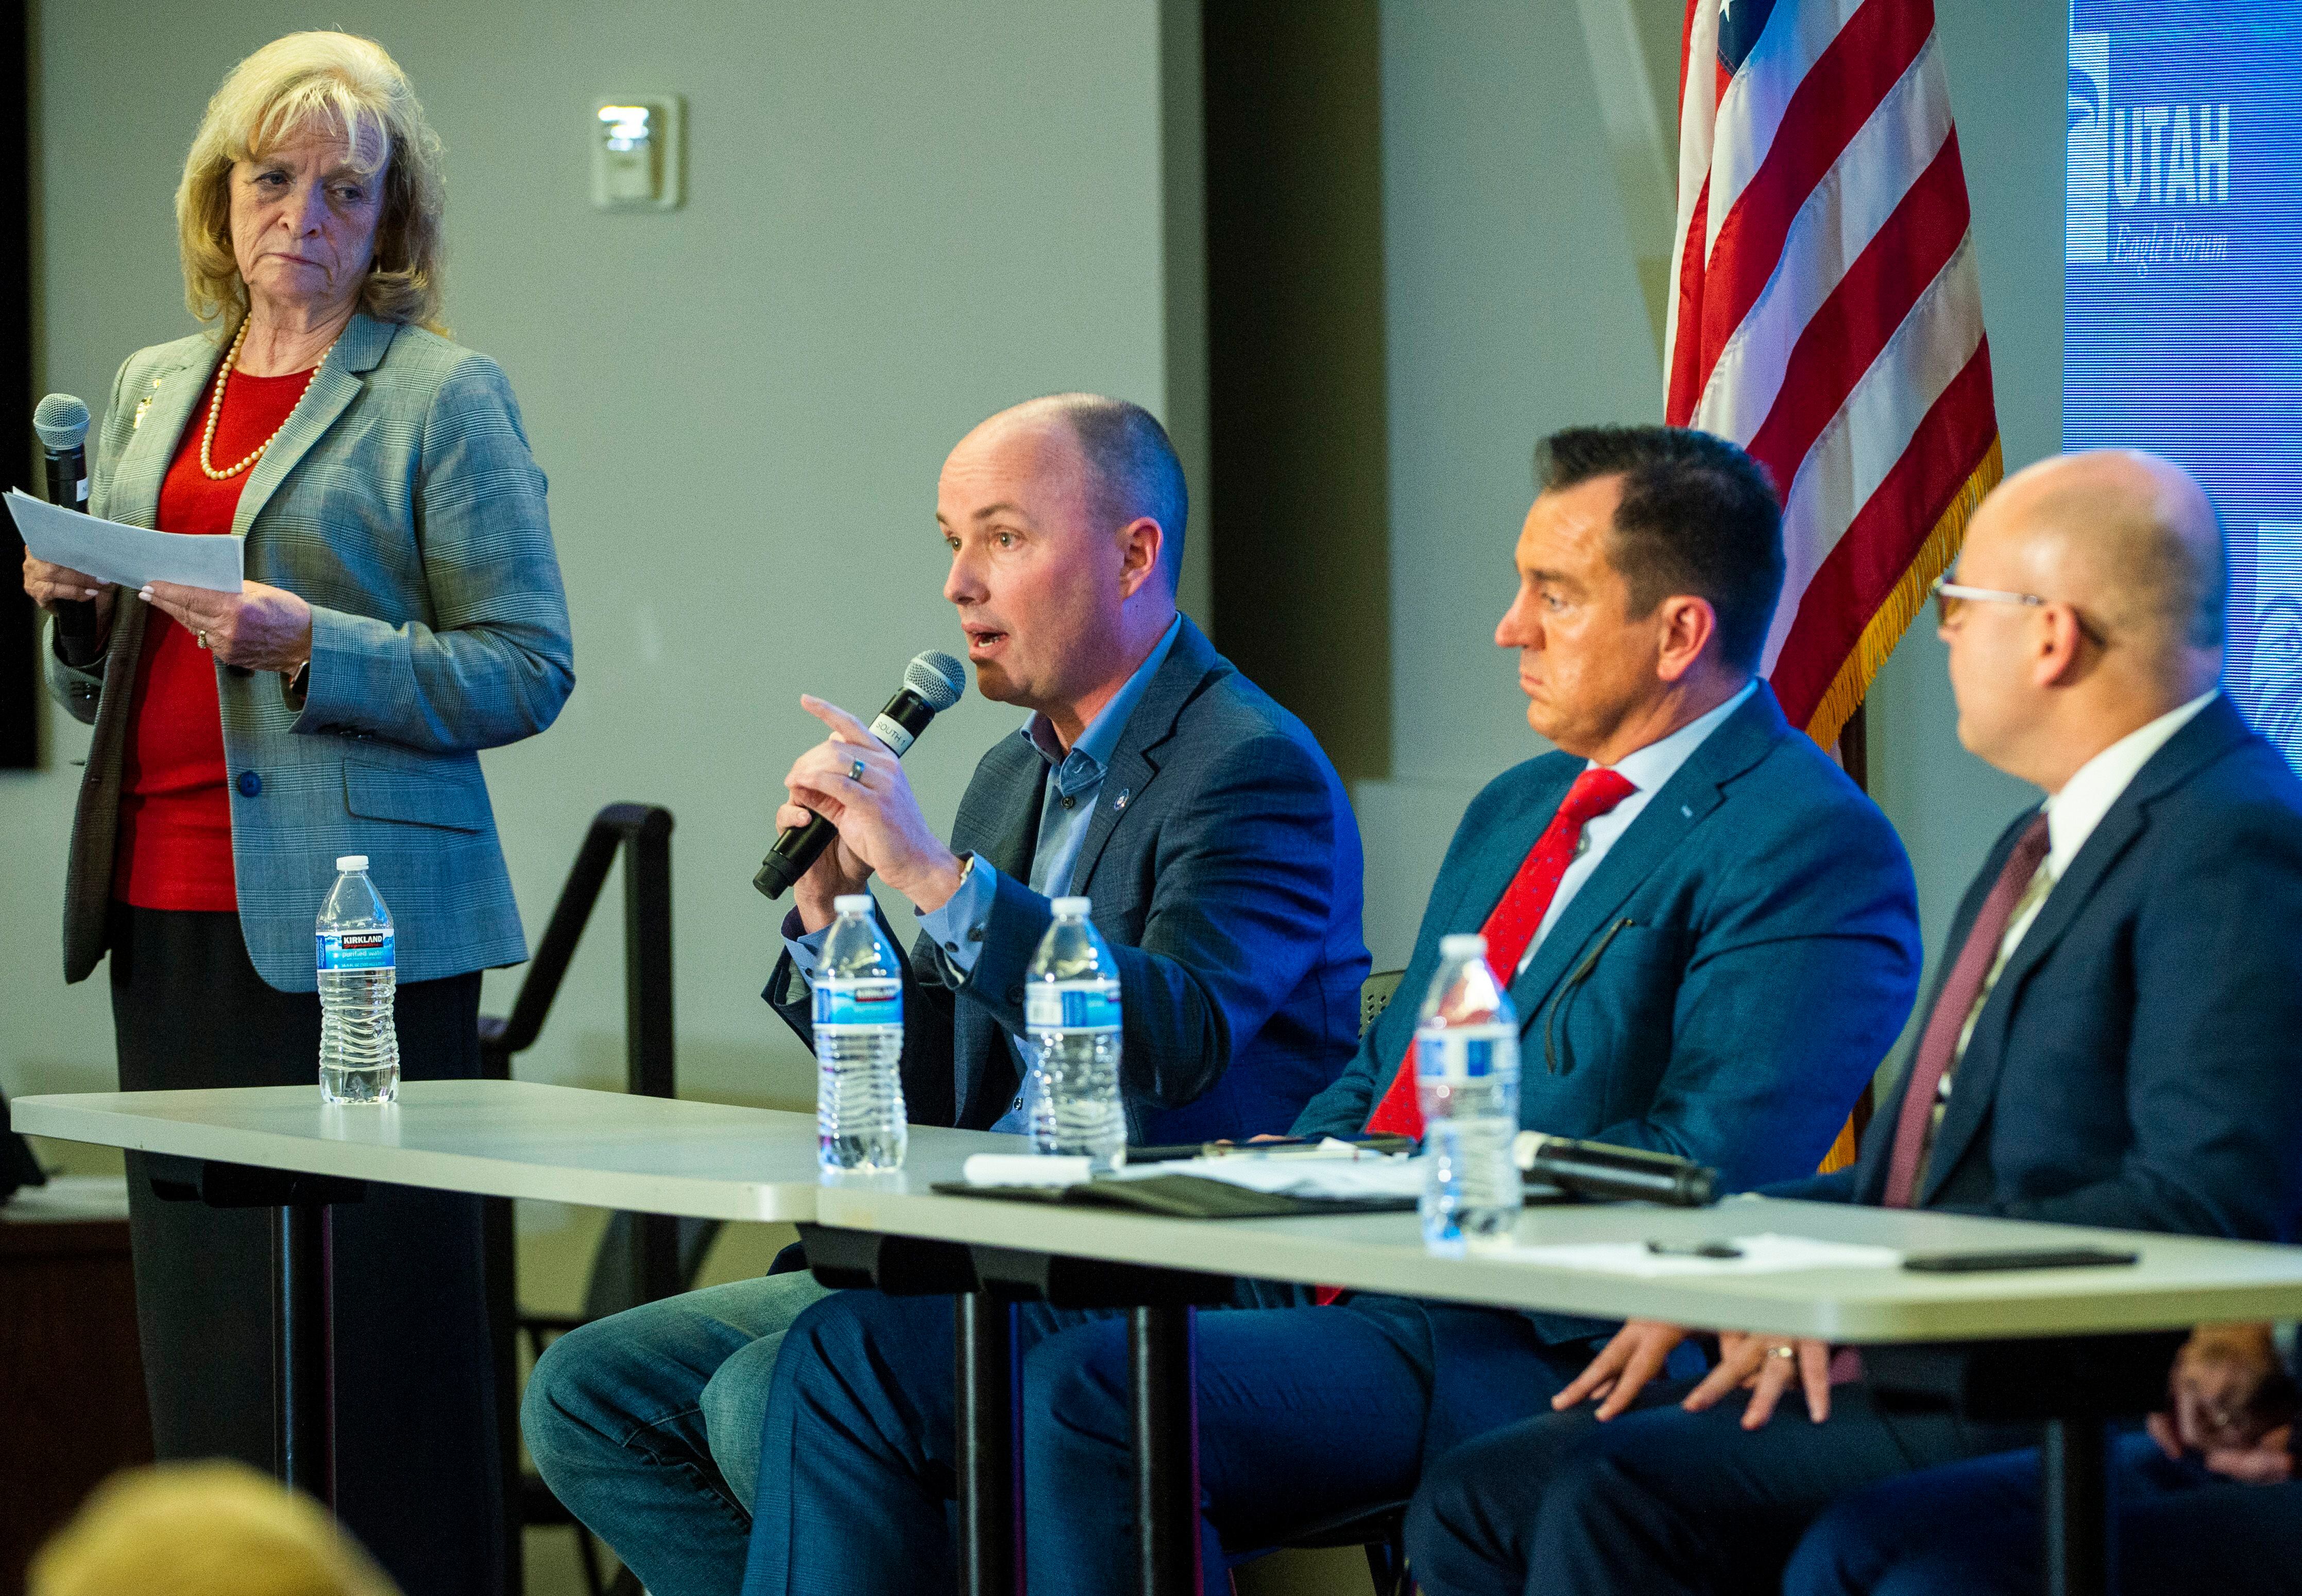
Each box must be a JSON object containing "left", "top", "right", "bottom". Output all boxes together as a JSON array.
[
  {"left": 1113, "top": 1150, "right": 1427, "bottom": 1199},
  {"left": 6, "top": 488, "right": 244, "bottom": 593},
  {"left": 1496, "top": 1233, "right": 1903, "bottom": 1277}
]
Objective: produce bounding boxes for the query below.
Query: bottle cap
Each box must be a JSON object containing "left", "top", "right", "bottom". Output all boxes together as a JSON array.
[
  {"left": 833, "top": 894, "right": 875, "bottom": 914},
  {"left": 1051, "top": 897, "right": 1092, "bottom": 916},
  {"left": 336, "top": 855, "right": 369, "bottom": 872},
  {"left": 1439, "top": 933, "right": 1488, "bottom": 958}
]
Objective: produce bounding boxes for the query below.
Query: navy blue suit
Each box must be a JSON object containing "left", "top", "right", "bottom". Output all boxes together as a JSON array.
[
  {"left": 765, "top": 615, "right": 1370, "bottom": 1142},
  {"left": 1785, "top": 1431, "right": 2302, "bottom": 1596},
  {"left": 744, "top": 683, "right": 1924, "bottom": 1596},
  {"left": 1406, "top": 694, "right": 2302, "bottom": 1596}
]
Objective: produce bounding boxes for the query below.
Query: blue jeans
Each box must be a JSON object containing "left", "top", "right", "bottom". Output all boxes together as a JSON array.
[
  {"left": 742, "top": 1286, "right": 1606, "bottom": 1596},
  {"left": 1785, "top": 1431, "right": 2302, "bottom": 1596},
  {"left": 521, "top": 1272, "right": 833, "bottom": 1596}
]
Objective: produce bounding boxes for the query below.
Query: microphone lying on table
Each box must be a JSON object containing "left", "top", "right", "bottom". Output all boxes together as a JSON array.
[
  {"left": 1513, "top": 1133, "right": 1718, "bottom": 1207},
  {"left": 752, "top": 649, "right": 968, "bottom": 899}
]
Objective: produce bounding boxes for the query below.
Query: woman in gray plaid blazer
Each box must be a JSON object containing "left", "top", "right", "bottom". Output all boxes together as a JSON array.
[{"left": 21, "top": 34, "right": 569, "bottom": 1593}]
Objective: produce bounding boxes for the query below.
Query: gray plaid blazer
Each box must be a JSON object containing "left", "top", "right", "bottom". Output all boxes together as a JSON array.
[{"left": 46, "top": 313, "right": 574, "bottom": 991}]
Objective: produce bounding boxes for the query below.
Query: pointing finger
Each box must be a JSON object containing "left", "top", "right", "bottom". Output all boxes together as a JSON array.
[{"left": 799, "top": 694, "right": 879, "bottom": 746}]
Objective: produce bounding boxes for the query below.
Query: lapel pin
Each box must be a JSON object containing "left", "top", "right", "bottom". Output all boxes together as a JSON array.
[
  {"left": 1114, "top": 788, "right": 1131, "bottom": 812},
  {"left": 1681, "top": 803, "right": 1694, "bottom": 819}
]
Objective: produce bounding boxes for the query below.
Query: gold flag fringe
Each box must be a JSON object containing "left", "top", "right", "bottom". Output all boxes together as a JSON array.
[{"left": 1803, "top": 434, "right": 2007, "bottom": 754}]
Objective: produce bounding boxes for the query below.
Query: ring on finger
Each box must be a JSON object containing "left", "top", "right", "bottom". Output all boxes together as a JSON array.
[
  {"left": 1767, "top": 1345, "right": 1797, "bottom": 1361},
  {"left": 847, "top": 759, "right": 867, "bottom": 784}
]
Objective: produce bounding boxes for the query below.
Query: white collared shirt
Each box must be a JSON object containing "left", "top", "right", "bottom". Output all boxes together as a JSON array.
[{"left": 1517, "top": 679, "right": 1760, "bottom": 973}]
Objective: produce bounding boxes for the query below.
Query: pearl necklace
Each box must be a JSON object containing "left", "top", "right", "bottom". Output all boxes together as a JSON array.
[{"left": 198, "top": 316, "right": 341, "bottom": 481}]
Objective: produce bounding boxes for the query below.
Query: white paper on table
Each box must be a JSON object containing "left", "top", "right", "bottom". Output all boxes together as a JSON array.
[
  {"left": 1495, "top": 1233, "right": 1903, "bottom": 1277},
  {"left": 6, "top": 488, "right": 244, "bottom": 593},
  {"left": 1112, "top": 1150, "right": 1426, "bottom": 1199}
]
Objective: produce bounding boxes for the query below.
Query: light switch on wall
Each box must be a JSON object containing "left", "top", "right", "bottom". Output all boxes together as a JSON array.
[{"left": 593, "top": 96, "right": 684, "bottom": 210}]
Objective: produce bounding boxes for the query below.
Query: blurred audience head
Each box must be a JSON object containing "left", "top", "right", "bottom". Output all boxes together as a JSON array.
[
  {"left": 1940, "top": 448, "right": 2224, "bottom": 789},
  {"left": 1500, "top": 425, "right": 1783, "bottom": 762},
  {"left": 30, "top": 1461, "right": 401, "bottom": 1596}
]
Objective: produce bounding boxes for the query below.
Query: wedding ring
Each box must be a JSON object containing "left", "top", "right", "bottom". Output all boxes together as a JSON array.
[
  {"left": 1767, "top": 1345, "right": 1797, "bottom": 1361},
  {"left": 847, "top": 759, "right": 867, "bottom": 783}
]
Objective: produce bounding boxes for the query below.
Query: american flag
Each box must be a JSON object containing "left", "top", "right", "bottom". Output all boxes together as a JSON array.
[{"left": 1667, "top": 0, "right": 2002, "bottom": 749}]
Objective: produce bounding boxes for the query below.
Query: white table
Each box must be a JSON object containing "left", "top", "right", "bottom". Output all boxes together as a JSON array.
[
  {"left": 11, "top": 1080, "right": 1026, "bottom": 1504},
  {"left": 807, "top": 1178, "right": 2302, "bottom": 1596}
]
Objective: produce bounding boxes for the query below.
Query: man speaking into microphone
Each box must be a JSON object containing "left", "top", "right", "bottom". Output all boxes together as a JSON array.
[{"left": 523, "top": 392, "right": 1369, "bottom": 1596}]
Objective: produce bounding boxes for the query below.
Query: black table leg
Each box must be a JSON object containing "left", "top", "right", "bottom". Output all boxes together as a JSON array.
[
  {"left": 273, "top": 1202, "right": 334, "bottom": 1504},
  {"left": 2042, "top": 1416, "right": 2113, "bottom": 1596},
  {"left": 957, "top": 1292, "right": 1022, "bottom": 1596},
  {"left": 1130, "top": 1304, "right": 1200, "bottom": 1596}
]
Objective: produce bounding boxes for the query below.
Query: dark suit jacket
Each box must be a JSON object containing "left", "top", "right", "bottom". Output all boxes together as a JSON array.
[
  {"left": 1768, "top": 695, "right": 2302, "bottom": 1242},
  {"left": 1295, "top": 685, "right": 1921, "bottom": 1194},
  {"left": 766, "top": 616, "right": 1369, "bottom": 1143}
]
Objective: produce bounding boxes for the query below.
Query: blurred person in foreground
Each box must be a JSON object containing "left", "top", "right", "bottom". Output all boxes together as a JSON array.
[
  {"left": 1404, "top": 449, "right": 2302, "bottom": 1596},
  {"left": 30, "top": 1461, "right": 401, "bottom": 1596},
  {"left": 20, "top": 31, "right": 572, "bottom": 1593}
]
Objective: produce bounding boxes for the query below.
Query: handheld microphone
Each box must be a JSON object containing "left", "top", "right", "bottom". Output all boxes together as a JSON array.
[
  {"left": 1513, "top": 1132, "right": 1718, "bottom": 1207},
  {"left": 753, "top": 649, "right": 968, "bottom": 900},
  {"left": 32, "top": 394, "right": 103, "bottom": 669}
]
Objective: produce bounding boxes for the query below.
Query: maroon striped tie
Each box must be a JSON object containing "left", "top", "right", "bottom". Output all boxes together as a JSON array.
[{"left": 1881, "top": 813, "right": 2052, "bottom": 1208}]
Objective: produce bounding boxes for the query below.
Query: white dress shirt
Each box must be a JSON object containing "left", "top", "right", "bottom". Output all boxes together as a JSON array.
[{"left": 1517, "top": 679, "right": 1760, "bottom": 973}]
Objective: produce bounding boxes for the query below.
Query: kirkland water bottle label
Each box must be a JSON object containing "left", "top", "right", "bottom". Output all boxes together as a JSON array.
[
  {"left": 1026, "top": 980, "right": 1120, "bottom": 1033},
  {"left": 1416, "top": 1023, "right": 1516, "bottom": 1081},
  {"left": 316, "top": 928, "right": 395, "bottom": 972},
  {"left": 815, "top": 977, "right": 902, "bottom": 1028}
]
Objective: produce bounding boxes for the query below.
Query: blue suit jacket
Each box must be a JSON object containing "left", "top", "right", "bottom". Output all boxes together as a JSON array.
[
  {"left": 1768, "top": 695, "right": 2302, "bottom": 1241},
  {"left": 1294, "top": 685, "right": 1922, "bottom": 1198},
  {"left": 768, "top": 617, "right": 1370, "bottom": 1142}
]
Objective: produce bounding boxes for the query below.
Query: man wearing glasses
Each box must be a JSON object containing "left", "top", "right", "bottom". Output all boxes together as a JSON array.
[{"left": 1403, "top": 448, "right": 2302, "bottom": 1596}]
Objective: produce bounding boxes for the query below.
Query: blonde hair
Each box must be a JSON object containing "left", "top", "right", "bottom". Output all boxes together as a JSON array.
[
  {"left": 29, "top": 1461, "right": 403, "bottom": 1596},
  {"left": 176, "top": 31, "right": 446, "bottom": 333}
]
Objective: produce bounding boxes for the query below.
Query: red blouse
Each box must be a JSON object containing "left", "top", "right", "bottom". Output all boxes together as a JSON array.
[{"left": 112, "top": 366, "right": 314, "bottom": 912}]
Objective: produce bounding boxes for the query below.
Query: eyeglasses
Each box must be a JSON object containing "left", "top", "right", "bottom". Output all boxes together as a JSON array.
[{"left": 1931, "top": 572, "right": 2107, "bottom": 645}]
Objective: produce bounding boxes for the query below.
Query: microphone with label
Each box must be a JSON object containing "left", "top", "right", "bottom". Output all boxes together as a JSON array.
[
  {"left": 32, "top": 393, "right": 104, "bottom": 669},
  {"left": 753, "top": 649, "right": 969, "bottom": 900}
]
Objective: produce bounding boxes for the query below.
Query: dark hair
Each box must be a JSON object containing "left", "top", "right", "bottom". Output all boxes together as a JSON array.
[
  {"left": 1536, "top": 425, "right": 1785, "bottom": 672},
  {"left": 1038, "top": 393, "right": 1189, "bottom": 588}
]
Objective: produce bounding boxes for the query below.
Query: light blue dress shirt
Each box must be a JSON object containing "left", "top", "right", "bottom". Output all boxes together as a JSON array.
[
  {"left": 784, "top": 614, "right": 1184, "bottom": 1133},
  {"left": 1516, "top": 679, "right": 1758, "bottom": 973}
]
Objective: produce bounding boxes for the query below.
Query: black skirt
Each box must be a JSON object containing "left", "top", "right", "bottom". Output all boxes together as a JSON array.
[{"left": 109, "top": 902, "right": 503, "bottom": 1596}]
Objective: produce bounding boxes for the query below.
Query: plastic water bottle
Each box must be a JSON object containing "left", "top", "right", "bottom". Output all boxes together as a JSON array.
[
  {"left": 1416, "top": 932, "right": 1522, "bottom": 1252},
  {"left": 1025, "top": 897, "right": 1126, "bottom": 1172},
  {"left": 317, "top": 855, "right": 399, "bottom": 1104},
  {"left": 814, "top": 894, "right": 908, "bottom": 1173}
]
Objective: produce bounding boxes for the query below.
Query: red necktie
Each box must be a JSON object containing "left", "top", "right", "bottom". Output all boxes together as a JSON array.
[
  {"left": 1363, "top": 767, "right": 1637, "bottom": 1139},
  {"left": 1881, "top": 812, "right": 2052, "bottom": 1208}
]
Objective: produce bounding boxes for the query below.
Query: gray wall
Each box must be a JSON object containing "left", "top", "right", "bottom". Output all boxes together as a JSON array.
[{"left": 3, "top": 0, "right": 1204, "bottom": 1120}]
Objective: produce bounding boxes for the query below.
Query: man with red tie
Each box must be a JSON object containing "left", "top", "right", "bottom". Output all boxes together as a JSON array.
[
  {"left": 1401, "top": 448, "right": 2302, "bottom": 1596},
  {"left": 738, "top": 425, "right": 1925, "bottom": 1595}
]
